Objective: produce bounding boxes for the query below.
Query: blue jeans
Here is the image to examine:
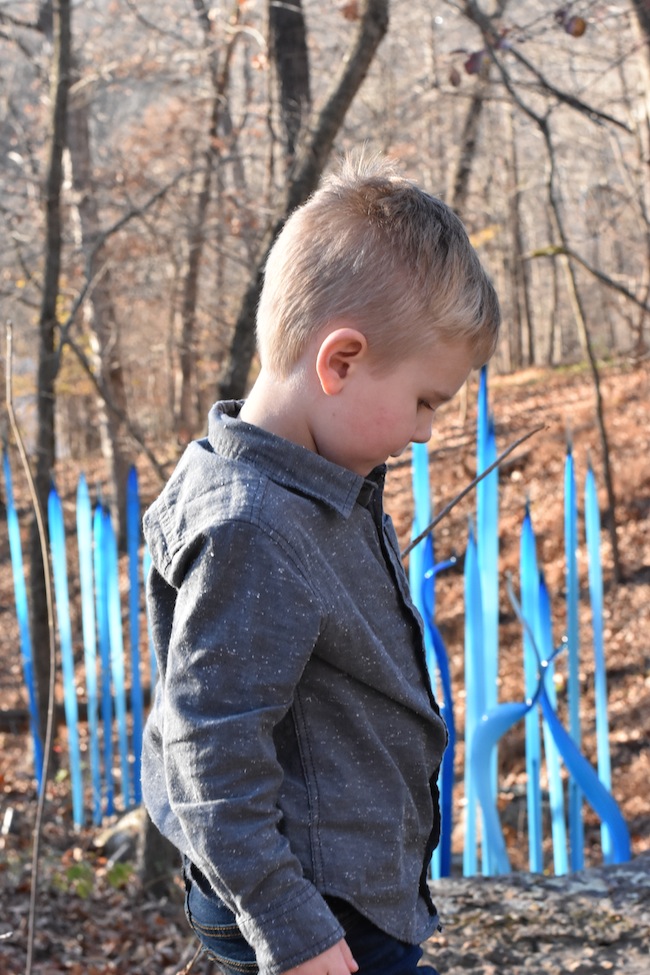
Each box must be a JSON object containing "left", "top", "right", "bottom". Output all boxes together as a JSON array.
[{"left": 184, "top": 871, "right": 440, "bottom": 975}]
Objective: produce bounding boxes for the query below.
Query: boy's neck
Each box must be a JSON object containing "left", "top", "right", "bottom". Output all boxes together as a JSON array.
[{"left": 239, "top": 368, "right": 317, "bottom": 453}]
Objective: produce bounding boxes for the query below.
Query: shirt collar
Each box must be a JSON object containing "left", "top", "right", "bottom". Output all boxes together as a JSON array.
[{"left": 207, "top": 400, "right": 384, "bottom": 518}]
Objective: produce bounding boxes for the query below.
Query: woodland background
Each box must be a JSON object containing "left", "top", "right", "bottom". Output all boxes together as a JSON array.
[{"left": 0, "top": 1, "right": 649, "bottom": 973}]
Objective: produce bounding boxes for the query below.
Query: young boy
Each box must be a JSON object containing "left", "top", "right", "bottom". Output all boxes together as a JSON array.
[{"left": 141, "top": 154, "right": 500, "bottom": 975}]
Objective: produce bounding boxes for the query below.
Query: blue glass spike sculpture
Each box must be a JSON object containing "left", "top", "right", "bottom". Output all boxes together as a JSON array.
[
  {"left": 103, "top": 505, "right": 132, "bottom": 807},
  {"left": 410, "top": 441, "right": 455, "bottom": 877},
  {"left": 511, "top": 579, "right": 631, "bottom": 868},
  {"left": 520, "top": 504, "right": 544, "bottom": 872},
  {"left": 476, "top": 368, "right": 499, "bottom": 876},
  {"left": 48, "top": 482, "right": 84, "bottom": 828},
  {"left": 564, "top": 445, "right": 584, "bottom": 871},
  {"left": 585, "top": 462, "right": 613, "bottom": 861},
  {"left": 127, "top": 466, "right": 143, "bottom": 804},
  {"left": 464, "top": 522, "right": 487, "bottom": 875},
  {"left": 476, "top": 369, "right": 499, "bottom": 715},
  {"left": 94, "top": 503, "right": 114, "bottom": 816},
  {"left": 537, "top": 574, "right": 568, "bottom": 875},
  {"left": 421, "top": 558, "right": 456, "bottom": 879},
  {"left": 2, "top": 449, "right": 44, "bottom": 789},
  {"left": 76, "top": 475, "right": 102, "bottom": 825}
]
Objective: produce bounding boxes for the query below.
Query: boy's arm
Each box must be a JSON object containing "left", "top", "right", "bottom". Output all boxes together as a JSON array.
[{"left": 156, "top": 520, "right": 344, "bottom": 974}]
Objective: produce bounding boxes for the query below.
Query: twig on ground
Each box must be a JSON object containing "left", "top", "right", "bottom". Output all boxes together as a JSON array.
[{"left": 175, "top": 946, "right": 203, "bottom": 975}]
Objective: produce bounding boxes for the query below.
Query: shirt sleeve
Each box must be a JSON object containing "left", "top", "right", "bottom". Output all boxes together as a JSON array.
[{"left": 159, "top": 518, "right": 344, "bottom": 975}]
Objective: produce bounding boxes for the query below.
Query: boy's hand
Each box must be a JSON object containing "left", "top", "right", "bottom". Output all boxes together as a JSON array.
[{"left": 281, "top": 938, "right": 358, "bottom": 975}]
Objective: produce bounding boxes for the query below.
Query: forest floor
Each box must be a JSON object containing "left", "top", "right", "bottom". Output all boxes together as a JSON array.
[{"left": 0, "top": 357, "right": 648, "bottom": 974}]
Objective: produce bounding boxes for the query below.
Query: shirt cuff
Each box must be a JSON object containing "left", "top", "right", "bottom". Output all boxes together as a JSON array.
[{"left": 237, "top": 881, "right": 345, "bottom": 975}]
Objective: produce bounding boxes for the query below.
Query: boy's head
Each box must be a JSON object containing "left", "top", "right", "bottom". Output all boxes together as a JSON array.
[{"left": 256, "top": 152, "right": 500, "bottom": 378}]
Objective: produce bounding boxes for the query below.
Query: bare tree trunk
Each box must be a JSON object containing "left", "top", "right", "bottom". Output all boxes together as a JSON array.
[
  {"left": 268, "top": 0, "right": 311, "bottom": 164},
  {"left": 67, "top": 61, "right": 133, "bottom": 546},
  {"left": 547, "top": 222, "right": 561, "bottom": 366},
  {"left": 506, "top": 107, "right": 533, "bottom": 368},
  {"left": 449, "top": 78, "right": 489, "bottom": 214},
  {"left": 506, "top": 108, "right": 522, "bottom": 370},
  {"left": 449, "top": 0, "right": 510, "bottom": 217},
  {"left": 139, "top": 815, "right": 180, "bottom": 901},
  {"left": 29, "top": 0, "right": 71, "bottom": 741},
  {"left": 629, "top": 0, "right": 650, "bottom": 66},
  {"left": 626, "top": 0, "right": 650, "bottom": 358},
  {"left": 176, "top": 0, "right": 240, "bottom": 441},
  {"left": 447, "top": 0, "right": 509, "bottom": 386},
  {"left": 217, "top": 0, "right": 389, "bottom": 402}
]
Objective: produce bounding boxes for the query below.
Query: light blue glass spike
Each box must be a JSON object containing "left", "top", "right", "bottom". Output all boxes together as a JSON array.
[
  {"left": 410, "top": 442, "right": 455, "bottom": 877},
  {"left": 537, "top": 574, "right": 568, "bottom": 875},
  {"left": 464, "top": 522, "right": 487, "bottom": 876},
  {"left": 94, "top": 504, "right": 114, "bottom": 817},
  {"left": 585, "top": 463, "right": 613, "bottom": 861},
  {"left": 103, "top": 506, "right": 131, "bottom": 807},
  {"left": 48, "top": 482, "right": 84, "bottom": 828},
  {"left": 476, "top": 369, "right": 499, "bottom": 875},
  {"left": 564, "top": 446, "right": 584, "bottom": 870},
  {"left": 2, "top": 449, "right": 44, "bottom": 788},
  {"left": 127, "top": 466, "right": 143, "bottom": 804},
  {"left": 77, "top": 475, "right": 102, "bottom": 825},
  {"left": 520, "top": 505, "right": 543, "bottom": 872}
]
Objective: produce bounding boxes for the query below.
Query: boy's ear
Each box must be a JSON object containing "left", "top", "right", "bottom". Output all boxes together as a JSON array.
[{"left": 315, "top": 327, "right": 368, "bottom": 395}]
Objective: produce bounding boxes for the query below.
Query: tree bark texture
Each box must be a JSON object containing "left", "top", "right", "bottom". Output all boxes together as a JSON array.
[
  {"left": 268, "top": 0, "right": 311, "bottom": 162},
  {"left": 139, "top": 814, "right": 180, "bottom": 900},
  {"left": 506, "top": 105, "right": 533, "bottom": 368},
  {"left": 67, "top": 63, "right": 134, "bottom": 547},
  {"left": 177, "top": 1, "right": 239, "bottom": 441},
  {"left": 629, "top": 0, "right": 650, "bottom": 58},
  {"left": 217, "top": 0, "right": 389, "bottom": 402},
  {"left": 628, "top": 0, "right": 650, "bottom": 357},
  {"left": 29, "top": 0, "right": 71, "bottom": 739},
  {"left": 449, "top": 79, "right": 488, "bottom": 215}
]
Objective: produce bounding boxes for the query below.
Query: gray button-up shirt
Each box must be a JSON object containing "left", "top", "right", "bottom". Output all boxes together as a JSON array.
[{"left": 141, "top": 400, "right": 447, "bottom": 975}]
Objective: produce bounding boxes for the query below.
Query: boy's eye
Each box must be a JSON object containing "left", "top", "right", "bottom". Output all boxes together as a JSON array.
[{"left": 419, "top": 400, "right": 434, "bottom": 411}]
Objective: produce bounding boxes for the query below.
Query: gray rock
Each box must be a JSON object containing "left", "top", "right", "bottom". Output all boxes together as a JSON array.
[{"left": 424, "top": 853, "right": 650, "bottom": 974}]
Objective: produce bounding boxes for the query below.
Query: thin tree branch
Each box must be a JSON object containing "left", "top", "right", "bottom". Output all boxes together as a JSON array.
[
  {"left": 122, "top": 0, "right": 190, "bottom": 44},
  {"left": 401, "top": 424, "right": 545, "bottom": 559},
  {"left": 63, "top": 332, "right": 170, "bottom": 485},
  {"left": 481, "top": 38, "right": 549, "bottom": 133},
  {"left": 40, "top": 170, "right": 195, "bottom": 486},
  {"left": 456, "top": 0, "right": 632, "bottom": 133},
  {"left": 526, "top": 245, "right": 650, "bottom": 316},
  {"left": 509, "top": 47, "right": 632, "bottom": 133},
  {"left": 0, "top": 11, "right": 42, "bottom": 32},
  {"left": 0, "top": 26, "right": 37, "bottom": 59},
  {"left": 175, "top": 945, "right": 203, "bottom": 975},
  {"left": 532, "top": 116, "right": 623, "bottom": 581},
  {"left": 55, "top": 165, "right": 198, "bottom": 360},
  {"left": 5, "top": 322, "right": 57, "bottom": 975}
]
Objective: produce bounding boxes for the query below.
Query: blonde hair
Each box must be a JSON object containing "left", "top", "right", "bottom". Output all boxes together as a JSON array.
[{"left": 256, "top": 153, "right": 500, "bottom": 376}]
